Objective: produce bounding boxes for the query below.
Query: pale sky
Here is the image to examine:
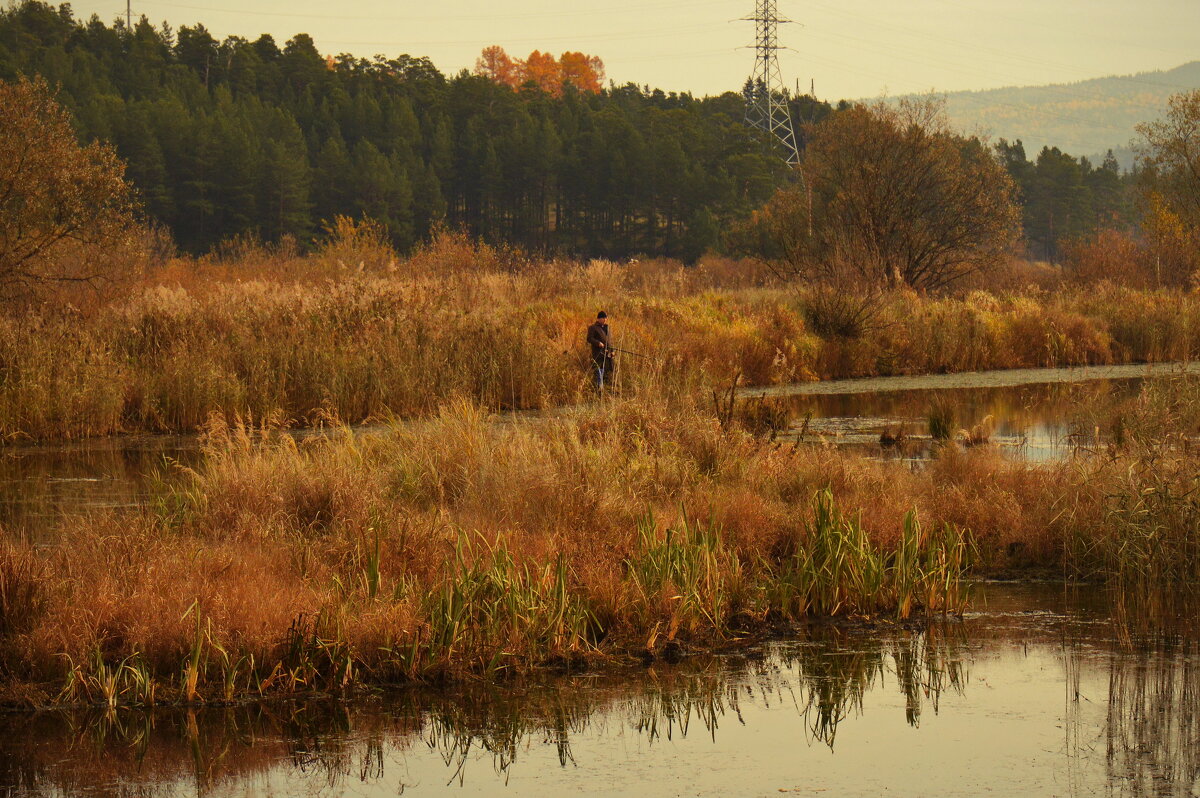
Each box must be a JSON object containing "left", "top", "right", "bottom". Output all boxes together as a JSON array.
[{"left": 65, "top": 0, "right": 1199, "bottom": 101}]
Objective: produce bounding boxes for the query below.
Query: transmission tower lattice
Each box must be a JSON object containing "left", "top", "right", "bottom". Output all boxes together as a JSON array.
[{"left": 743, "top": 0, "right": 800, "bottom": 166}]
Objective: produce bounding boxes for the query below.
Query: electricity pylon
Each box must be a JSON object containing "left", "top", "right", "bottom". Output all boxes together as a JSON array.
[{"left": 743, "top": 0, "right": 800, "bottom": 166}]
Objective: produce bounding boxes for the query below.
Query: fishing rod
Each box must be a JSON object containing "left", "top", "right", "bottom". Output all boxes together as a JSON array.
[{"left": 609, "top": 346, "right": 656, "bottom": 361}]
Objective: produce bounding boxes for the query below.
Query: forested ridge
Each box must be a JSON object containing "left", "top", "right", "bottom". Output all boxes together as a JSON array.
[
  {"left": 0, "top": 1, "right": 1148, "bottom": 262},
  {"left": 917, "top": 61, "right": 1200, "bottom": 161},
  {"left": 0, "top": 2, "right": 832, "bottom": 258}
]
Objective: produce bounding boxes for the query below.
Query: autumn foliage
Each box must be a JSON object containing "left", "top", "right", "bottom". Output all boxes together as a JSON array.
[
  {"left": 1062, "top": 229, "right": 1154, "bottom": 288},
  {"left": 732, "top": 99, "right": 1021, "bottom": 293},
  {"left": 1135, "top": 89, "right": 1200, "bottom": 286},
  {"left": 0, "top": 75, "right": 140, "bottom": 305},
  {"left": 475, "top": 46, "right": 605, "bottom": 96}
]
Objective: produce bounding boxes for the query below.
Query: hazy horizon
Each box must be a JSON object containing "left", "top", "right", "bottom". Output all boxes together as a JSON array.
[{"left": 59, "top": 0, "right": 1199, "bottom": 101}]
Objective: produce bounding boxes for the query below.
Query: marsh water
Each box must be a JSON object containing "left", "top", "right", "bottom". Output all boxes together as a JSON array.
[
  {"left": 755, "top": 361, "right": 1200, "bottom": 461},
  {"left": 3, "top": 361, "right": 1194, "bottom": 534},
  {"left": 4, "top": 584, "right": 1200, "bottom": 797}
]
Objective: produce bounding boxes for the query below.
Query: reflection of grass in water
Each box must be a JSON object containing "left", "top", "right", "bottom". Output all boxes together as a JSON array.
[
  {"left": 425, "top": 685, "right": 598, "bottom": 781},
  {"left": 794, "top": 642, "right": 880, "bottom": 746},
  {"left": 1104, "top": 633, "right": 1200, "bottom": 792},
  {"left": 630, "top": 666, "right": 740, "bottom": 743},
  {"left": 1063, "top": 597, "right": 1200, "bottom": 798},
  {"left": 0, "top": 627, "right": 972, "bottom": 794},
  {"left": 783, "top": 624, "right": 969, "bottom": 747},
  {"left": 1104, "top": 637, "right": 1200, "bottom": 797}
]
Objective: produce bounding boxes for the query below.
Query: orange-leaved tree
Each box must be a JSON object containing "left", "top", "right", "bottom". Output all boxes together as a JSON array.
[
  {"left": 0, "top": 76, "right": 141, "bottom": 306},
  {"left": 519, "top": 50, "right": 560, "bottom": 94},
  {"left": 473, "top": 46, "right": 605, "bottom": 96},
  {"left": 559, "top": 51, "right": 605, "bottom": 94},
  {"left": 475, "top": 45, "right": 517, "bottom": 87}
]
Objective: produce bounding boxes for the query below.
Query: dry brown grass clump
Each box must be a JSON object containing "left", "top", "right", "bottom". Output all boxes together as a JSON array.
[{"left": 2, "top": 388, "right": 1132, "bottom": 708}]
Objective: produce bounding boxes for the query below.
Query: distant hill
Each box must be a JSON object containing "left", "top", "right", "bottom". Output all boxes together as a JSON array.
[{"left": 889, "top": 62, "right": 1200, "bottom": 170}]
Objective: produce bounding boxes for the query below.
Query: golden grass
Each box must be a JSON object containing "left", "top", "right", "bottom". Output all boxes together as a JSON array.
[
  {"left": 5, "top": 377, "right": 1194, "bottom": 708},
  {"left": 0, "top": 234, "right": 1196, "bottom": 441},
  {"left": 2, "top": 235, "right": 1199, "bottom": 707}
]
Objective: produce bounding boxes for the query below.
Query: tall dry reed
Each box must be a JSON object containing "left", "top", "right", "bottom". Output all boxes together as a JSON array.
[
  {"left": 0, "top": 236, "right": 1197, "bottom": 441},
  {"left": 0, "top": 392, "right": 1035, "bottom": 708}
]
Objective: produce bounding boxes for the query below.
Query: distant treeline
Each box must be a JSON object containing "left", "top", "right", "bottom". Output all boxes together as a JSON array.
[
  {"left": 0, "top": 1, "right": 1140, "bottom": 262},
  {"left": 996, "top": 139, "right": 1137, "bottom": 261},
  {"left": 0, "top": 2, "right": 829, "bottom": 258}
]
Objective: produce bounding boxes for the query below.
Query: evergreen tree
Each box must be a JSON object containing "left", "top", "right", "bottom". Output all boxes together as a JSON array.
[
  {"left": 0, "top": 1, "right": 821, "bottom": 257},
  {"left": 998, "top": 138, "right": 1136, "bottom": 260},
  {"left": 312, "top": 134, "right": 352, "bottom": 226},
  {"left": 259, "top": 114, "right": 311, "bottom": 241}
]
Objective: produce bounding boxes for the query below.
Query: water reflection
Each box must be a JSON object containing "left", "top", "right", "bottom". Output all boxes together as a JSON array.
[
  {"left": 0, "top": 435, "right": 199, "bottom": 536},
  {"left": 7, "top": 587, "right": 1200, "bottom": 797},
  {"left": 0, "top": 630, "right": 967, "bottom": 797},
  {"left": 1103, "top": 637, "right": 1200, "bottom": 797},
  {"left": 776, "top": 378, "right": 1145, "bottom": 461},
  {"left": 1065, "top": 592, "right": 1200, "bottom": 798}
]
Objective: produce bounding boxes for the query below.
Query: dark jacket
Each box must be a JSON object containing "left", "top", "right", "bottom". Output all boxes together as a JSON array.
[{"left": 586, "top": 321, "right": 611, "bottom": 363}]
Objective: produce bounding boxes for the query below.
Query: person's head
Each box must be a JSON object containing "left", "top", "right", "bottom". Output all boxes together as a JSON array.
[{"left": 597, "top": 310, "right": 608, "bottom": 324}]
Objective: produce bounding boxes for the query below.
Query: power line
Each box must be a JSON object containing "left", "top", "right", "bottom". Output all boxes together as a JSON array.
[
  {"left": 314, "top": 22, "right": 729, "bottom": 50},
  {"left": 743, "top": 0, "right": 799, "bottom": 166},
  {"left": 133, "top": 0, "right": 734, "bottom": 23}
]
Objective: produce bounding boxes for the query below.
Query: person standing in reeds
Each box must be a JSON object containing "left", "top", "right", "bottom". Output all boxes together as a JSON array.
[{"left": 587, "top": 311, "right": 615, "bottom": 391}]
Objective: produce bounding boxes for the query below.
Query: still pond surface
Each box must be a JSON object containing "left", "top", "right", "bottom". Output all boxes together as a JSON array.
[
  {"left": 756, "top": 361, "right": 1200, "bottom": 461},
  {"left": 2, "top": 584, "right": 1197, "bottom": 797}
]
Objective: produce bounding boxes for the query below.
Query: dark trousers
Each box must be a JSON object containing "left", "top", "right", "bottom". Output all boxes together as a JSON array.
[{"left": 592, "top": 354, "right": 612, "bottom": 391}]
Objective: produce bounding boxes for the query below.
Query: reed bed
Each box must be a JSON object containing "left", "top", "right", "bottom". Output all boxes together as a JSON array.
[
  {"left": 0, "top": 236, "right": 1198, "bottom": 441},
  {"left": 0, "top": 391, "right": 1022, "bottom": 708},
  {"left": 1059, "top": 375, "right": 1200, "bottom": 598},
  {"left": 3, "top": 232, "right": 1200, "bottom": 707},
  {"left": 3, "top": 380, "right": 1200, "bottom": 708}
]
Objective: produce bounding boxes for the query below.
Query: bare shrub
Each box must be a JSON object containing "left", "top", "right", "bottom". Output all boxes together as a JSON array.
[
  {"left": 800, "top": 284, "right": 886, "bottom": 339},
  {"left": 1063, "top": 229, "right": 1155, "bottom": 288},
  {"left": 735, "top": 98, "right": 1021, "bottom": 293}
]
